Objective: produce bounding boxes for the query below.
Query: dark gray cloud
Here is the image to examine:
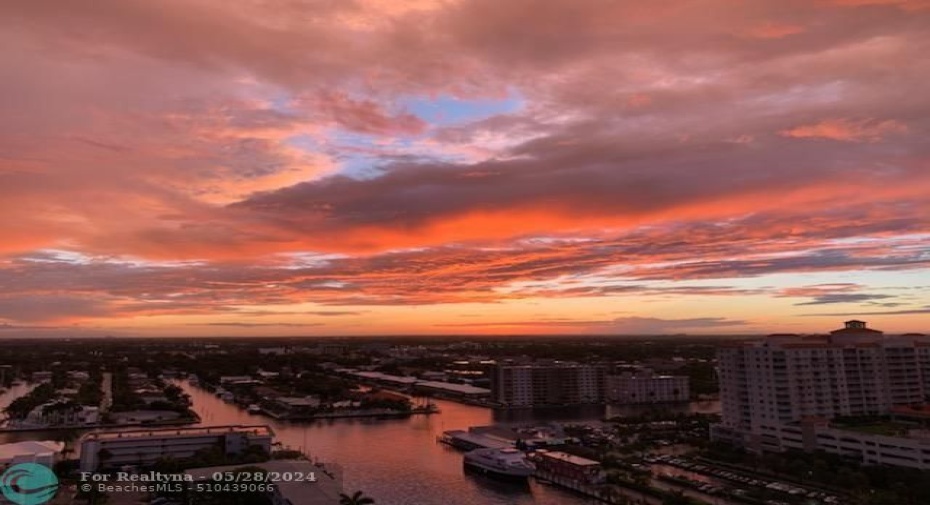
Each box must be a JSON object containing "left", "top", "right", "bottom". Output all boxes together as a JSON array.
[
  {"left": 795, "top": 293, "right": 896, "bottom": 305},
  {"left": 804, "top": 306, "right": 930, "bottom": 317}
]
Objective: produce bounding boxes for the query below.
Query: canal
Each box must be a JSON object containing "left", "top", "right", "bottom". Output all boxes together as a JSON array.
[
  {"left": 180, "top": 381, "right": 606, "bottom": 505},
  {"left": 1, "top": 380, "right": 723, "bottom": 505}
]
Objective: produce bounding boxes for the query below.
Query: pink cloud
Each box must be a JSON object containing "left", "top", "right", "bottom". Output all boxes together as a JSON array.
[
  {"left": 309, "top": 92, "right": 427, "bottom": 135},
  {"left": 1, "top": 0, "right": 929, "bottom": 332},
  {"left": 743, "top": 22, "right": 805, "bottom": 39},
  {"left": 830, "top": 0, "right": 930, "bottom": 11}
]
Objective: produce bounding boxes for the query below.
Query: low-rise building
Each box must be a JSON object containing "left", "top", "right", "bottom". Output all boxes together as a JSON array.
[
  {"left": 219, "top": 375, "right": 258, "bottom": 385},
  {"left": 31, "top": 371, "right": 53, "bottom": 383},
  {"left": 412, "top": 380, "right": 491, "bottom": 400},
  {"left": 344, "top": 370, "right": 491, "bottom": 400},
  {"left": 531, "top": 450, "right": 606, "bottom": 485},
  {"left": 79, "top": 425, "right": 274, "bottom": 472},
  {"left": 20, "top": 401, "right": 99, "bottom": 427},
  {"left": 0, "top": 441, "right": 64, "bottom": 469},
  {"left": 275, "top": 396, "right": 321, "bottom": 410}
]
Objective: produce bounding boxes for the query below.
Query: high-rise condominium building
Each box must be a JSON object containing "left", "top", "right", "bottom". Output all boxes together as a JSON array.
[
  {"left": 490, "top": 363, "right": 606, "bottom": 407},
  {"left": 714, "top": 321, "right": 930, "bottom": 463}
]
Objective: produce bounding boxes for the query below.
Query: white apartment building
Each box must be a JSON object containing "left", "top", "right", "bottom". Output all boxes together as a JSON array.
[
  {"left": 79, "top": 425, "right": 274, "bottom": 472},
  {"left": 491, "top": 363, "right": 606, "bottom": 407},
  {"left": 606, "top": 370, "right": 689, "bottom": 404},
  {"left": 714, "top": 320, "right": 930, "bottom": 467},
  {"left": 0, "top": 441, "right": 64, "bottom": 469}
]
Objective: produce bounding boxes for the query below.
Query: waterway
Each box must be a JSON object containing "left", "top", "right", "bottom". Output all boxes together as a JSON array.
[
  {"left": 181, "top": 381, "right": 720, "bottom": 505},
  {"left": 0, "top": 382, "right": 42, "bottom": 443},
  {"left": 0, "top": 381, "right": 721, "bottom": 505},
  {"left": 181, "top": 381, "right": 604, "bottom": 505}
]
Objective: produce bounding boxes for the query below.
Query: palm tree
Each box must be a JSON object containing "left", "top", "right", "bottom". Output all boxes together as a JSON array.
[{"left": 339, "top": 490, "right": 375, "bottom": 505}]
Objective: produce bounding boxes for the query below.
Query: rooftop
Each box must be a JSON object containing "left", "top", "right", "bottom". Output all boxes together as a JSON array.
[
  {"left": 82, "top": 425, "right": 273, "bottom": 442},
  {"left": 0, "top": 441, "right": 63, "bottom": 462},
  {"left": 346, "top": 370, "right": 490, "bottom": 394},
  {"left": 415, "top": 380, "right": 490, "bottom": 395},
  {"left": 535, "top": 450, "right": 601, "bottom": 467},
  {"left": 830, "top": 320, "right": 883, "bottom": 335}
]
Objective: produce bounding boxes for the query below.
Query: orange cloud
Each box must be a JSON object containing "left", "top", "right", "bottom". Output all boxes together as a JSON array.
[{"left": 779, "top": 118, "right": 909, "bottom": 142}]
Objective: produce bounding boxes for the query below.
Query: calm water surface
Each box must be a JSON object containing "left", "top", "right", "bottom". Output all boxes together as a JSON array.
[
  {"left": 1, "top": 381, "right": 720, "bottom": 505},
  {"left": 181, "top": 381, "right": 604, "bottom": 505}
]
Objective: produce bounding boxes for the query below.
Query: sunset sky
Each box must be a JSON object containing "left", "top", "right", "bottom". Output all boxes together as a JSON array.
[{"left": 1, "top": 0, "right": 928, "bottom": 337}]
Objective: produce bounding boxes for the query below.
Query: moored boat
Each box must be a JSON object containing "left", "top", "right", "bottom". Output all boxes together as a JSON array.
[{"left": 463, "top": 447, "right": 534, "bottom": 481}]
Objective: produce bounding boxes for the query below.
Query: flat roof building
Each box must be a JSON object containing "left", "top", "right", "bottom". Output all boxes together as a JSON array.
[
  {"left": 531, "top": 450, "right": 606, "bottom": 485},
  {"left": 79, "top": 425, "right": 273, "bottom": 472},
  {"left": 714, "top": 321, "right": 930, "bottom": 468},
  {"left": 491, "top": 363, "right": 606, "bottom": 408},
  {"left": 606, "top": 370, "right": 689, "bottom": 404},
  {"left": 0, "top": 440, "right": 63, "bottom": 469}
]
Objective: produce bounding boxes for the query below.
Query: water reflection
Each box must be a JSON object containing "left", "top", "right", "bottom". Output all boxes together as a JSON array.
[
  {"left": 180, "top": 381, "right": 612, "bottom": 505},
  {"left": 1, "top": 380, "right": 718, "bottom": 505}
]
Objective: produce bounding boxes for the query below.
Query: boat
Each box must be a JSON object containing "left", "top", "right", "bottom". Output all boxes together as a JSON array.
[
  {"left": 463, "top": 448, "right": 535, "bottom": 481},
  {"left": 247, "top": 404, "right": 262, "bottom": 414}
]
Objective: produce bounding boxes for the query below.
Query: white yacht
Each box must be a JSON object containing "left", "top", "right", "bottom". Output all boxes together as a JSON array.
[{"left": 463, "top": 448, "right": 535, "bottom": 481}]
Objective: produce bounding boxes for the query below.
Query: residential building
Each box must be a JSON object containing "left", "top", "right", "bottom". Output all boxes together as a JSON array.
[
  {"left": 713, "top": 320, "right": 930, "bottom": 468},
  {"left": 14, "top": 401, "right": 99, "bottom": 428},
  {"left": 79, "top": 425, "right": 273, "bottom": 472},
  {"left": 412, "top": 380, "right": 491, "bottom": 400},
  {"left": 343, "top": 370, "right": 491, "bottom": 400},
  {"left": 30, "top": 371, "right": 53, "bottom": 383},
  {"left": 606, "top": 370, "right": 689, "bottom": 404},
  {"left": 0, "top": 441, "right": 64, "bottom": 469},
  {"left": 490, "top": 363, "right": 606, "bottom": 407},
  {"left": 718, "top": 321, "right": 929, "bottom": 435}
]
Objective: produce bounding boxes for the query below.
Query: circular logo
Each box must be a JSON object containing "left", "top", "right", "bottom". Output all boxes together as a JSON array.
[{"left": 0, "top": 463, "right": 59, "bottom": 505}]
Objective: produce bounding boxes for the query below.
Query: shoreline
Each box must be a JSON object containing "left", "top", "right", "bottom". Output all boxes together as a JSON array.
[{"left": 0, "top": 411, "right": 201, "bottom": 433}]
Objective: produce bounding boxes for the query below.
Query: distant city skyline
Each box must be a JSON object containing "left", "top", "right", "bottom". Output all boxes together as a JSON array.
[{"left": 1, "top": 0, "right": 928, "bottom": 337}]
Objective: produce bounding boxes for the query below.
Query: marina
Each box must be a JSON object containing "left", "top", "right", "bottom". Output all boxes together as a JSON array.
[{"left": 177, "top": 380, "right": 604, "bottom": 505}]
